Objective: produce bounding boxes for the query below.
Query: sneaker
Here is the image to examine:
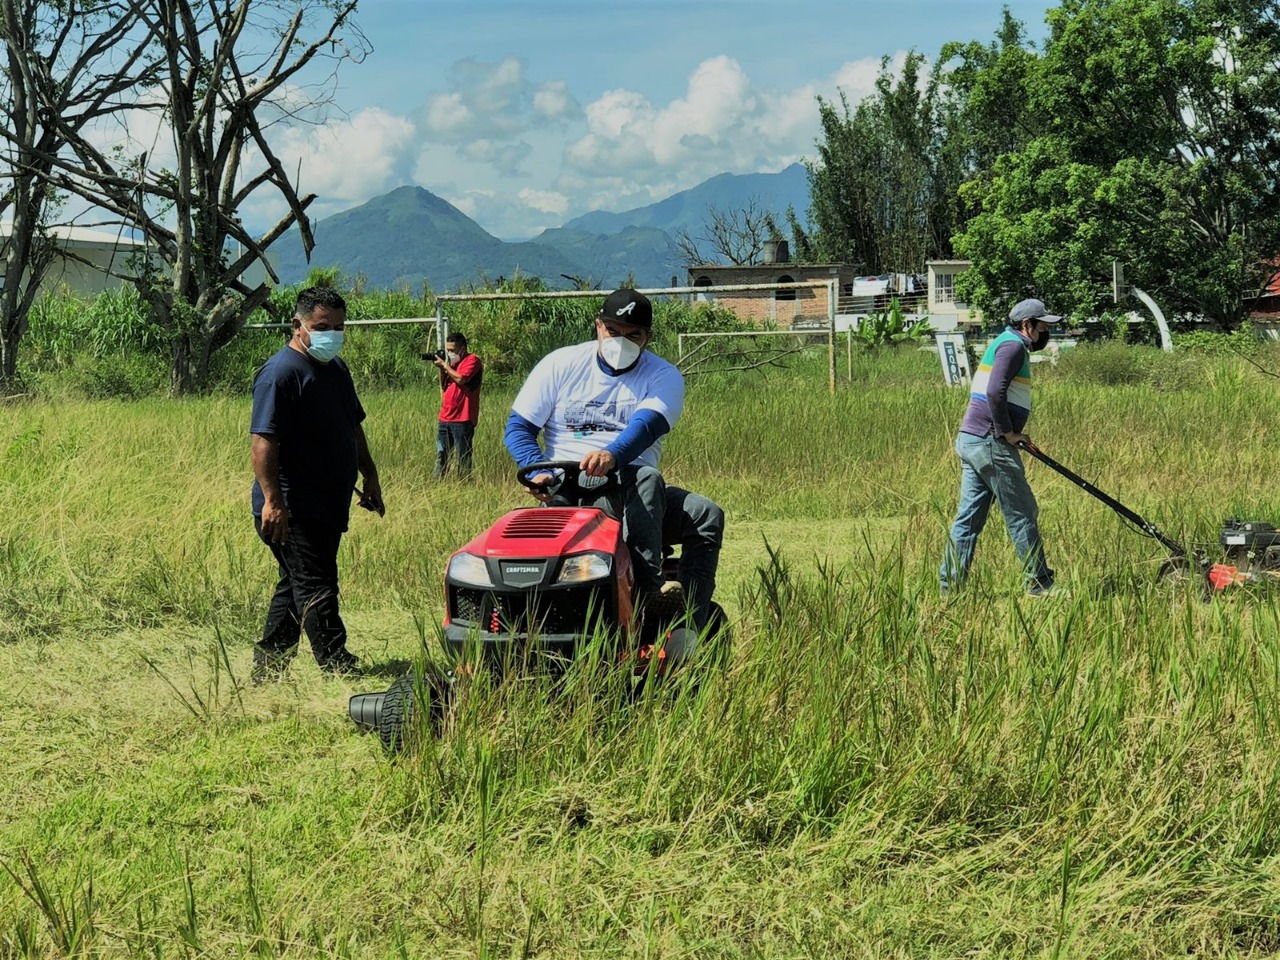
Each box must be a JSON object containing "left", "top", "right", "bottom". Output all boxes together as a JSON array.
[
  {"left": 317, "top": 650, "right": 362, "bottom": 676},
  {"left": 1027, "top": 582, "right": 1068, "bottom": 598}
]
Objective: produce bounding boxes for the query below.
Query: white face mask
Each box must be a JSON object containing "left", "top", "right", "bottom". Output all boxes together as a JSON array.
[
  {"left": 599, "top": 334, "right": 642, "bottom": 371},
  {"left": 447, "top": 351, "right": 460, "bottom": 365},
  {"left": 305, "top": 328, "right": 344, "bottom": 362}
]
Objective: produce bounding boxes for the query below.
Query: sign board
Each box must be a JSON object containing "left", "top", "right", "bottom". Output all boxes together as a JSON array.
[{"left": 934, "top": 331, "right": 972, "bottom": 386}]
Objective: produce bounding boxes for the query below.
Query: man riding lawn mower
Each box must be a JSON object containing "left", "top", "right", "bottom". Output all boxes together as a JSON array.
[{"left": 348, "top": 462, "right": 728, "bottom": 749}]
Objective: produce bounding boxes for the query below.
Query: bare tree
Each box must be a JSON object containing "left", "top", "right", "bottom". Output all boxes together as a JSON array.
[
  {"left": 673, "top": 197, "right": 782, "bottom": 267},
  {"left": 0, "top": 0, "right": 157, "bottom": 387},
  {"left": 26, "top": 0, "right": 369, "bottom": 395},
  {"left": 677, "top": 334, "right": 803, "bottom": 378}
]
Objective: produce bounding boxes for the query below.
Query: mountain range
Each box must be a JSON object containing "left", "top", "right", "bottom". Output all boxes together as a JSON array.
[{"left": 269, "top": 163, "right": 810, "bottom": 291}]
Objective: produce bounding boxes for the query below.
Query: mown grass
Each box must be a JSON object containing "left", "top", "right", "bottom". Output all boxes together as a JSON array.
[{"left": 6, "top": 342, "right": 1280, "bottom": 957}]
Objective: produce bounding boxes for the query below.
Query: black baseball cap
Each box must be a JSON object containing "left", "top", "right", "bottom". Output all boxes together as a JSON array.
[{"left": 598, "top": 288, "right": 653, "bottom": 329}]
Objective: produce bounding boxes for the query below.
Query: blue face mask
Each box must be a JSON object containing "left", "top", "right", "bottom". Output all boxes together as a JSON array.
[{"left": 306, "top": 328, "right": 344, "bottom": 362}]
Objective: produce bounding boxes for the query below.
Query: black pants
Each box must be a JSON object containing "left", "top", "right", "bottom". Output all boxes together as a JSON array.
[
  {"left": 662, "top": 486, "right": 724, "bottom": 630},
  {"left": 551, "top": 464, "right": 666, "bottom": 594},
  {"left": 255, "top": 515, "right": 349, "bottom": 665}
]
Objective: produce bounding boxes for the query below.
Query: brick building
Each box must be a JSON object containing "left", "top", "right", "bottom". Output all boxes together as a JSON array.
[{"left": 685, "top": 241, "right": 853, "bottom": 327}]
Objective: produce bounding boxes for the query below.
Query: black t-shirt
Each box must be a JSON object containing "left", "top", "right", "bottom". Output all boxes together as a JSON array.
[{"left": 250, "top": 346, "right": 366, "bottom": 531}]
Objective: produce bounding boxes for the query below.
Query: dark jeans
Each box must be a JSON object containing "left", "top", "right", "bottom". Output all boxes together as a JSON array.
[
  {"left": 663, "top": 486, "right": 724, "bottom": 630},
  {"left": 255, "top": 515, "right": 350, "bottom": 665},
  {"left": 552, "top": 464, "right": 667, "bottom": 594},
  {"left": 435, "top": 421, "right": 475, "bottom": 478}
]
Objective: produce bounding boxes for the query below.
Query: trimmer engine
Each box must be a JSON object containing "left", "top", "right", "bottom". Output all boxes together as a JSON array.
[{"left": 1220, "top": 519, "right": 1280, "bottom": 574}]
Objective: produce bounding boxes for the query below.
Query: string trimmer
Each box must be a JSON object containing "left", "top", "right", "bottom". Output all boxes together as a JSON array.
[{"left": 1018, "top": 441, "right": 1214, "bottom": 586}]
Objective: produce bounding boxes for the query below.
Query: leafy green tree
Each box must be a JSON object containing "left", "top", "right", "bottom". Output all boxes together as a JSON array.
[
  {"left": 955, "top": 0, "right": 1280, "bottom": 329},
  {"left": 934, "top": 9, "right": 1042, "bottom": 235},
  {"left": 800, "top": 51, "right": 968, "bottom": 273}
]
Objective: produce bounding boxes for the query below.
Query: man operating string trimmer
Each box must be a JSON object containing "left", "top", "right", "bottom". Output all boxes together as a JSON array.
[{"left": 940, "top": 298, "right": 1062, "bottom": 597}]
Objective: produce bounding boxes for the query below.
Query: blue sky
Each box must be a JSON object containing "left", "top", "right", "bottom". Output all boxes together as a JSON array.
[{"left": 257, "top": 0, "right": 1053, "bottom": 239}]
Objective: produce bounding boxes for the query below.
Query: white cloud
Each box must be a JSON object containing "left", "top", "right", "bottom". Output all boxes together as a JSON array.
[
  {"left": 561, "top": 53, "right": 889, "bottom": 206},
  {"left": 77, "top": 50, "right": 919, "bottom": 244},
  {"left": 223, "top": 107, "right": 417, "bottom": 231},
  {"left": 279, "top": 108, "right": 417, "bottom": 202},
  {"left": 425, "top": 92, "right": 473, "bottom": 137},
  {"left": 459, "top": 139, "right": 532, "bottom": 177},
  {"left": 422, "top": 56, "right": 581, "bottom": 145},
  {"left": 441, "top": 186, "right": 563, "bottom": 239},
  {"left": 532, "top": 81, "right": 575, "bottom": 120},
  {"left": 518, "top": 188, "right": 569, "bottom": 218},
  {"left": 447, "top": 188, "right": 495, "bottom": 223}
]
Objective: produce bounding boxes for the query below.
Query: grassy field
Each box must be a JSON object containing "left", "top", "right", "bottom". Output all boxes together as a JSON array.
[{"left": 6, "top": 344, "right": 1280, "bottom": 958}]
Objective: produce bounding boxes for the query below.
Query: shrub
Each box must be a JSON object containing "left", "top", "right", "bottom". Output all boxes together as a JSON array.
[
  {"left": 1171, "top": 325, "right": 1259, "bottom": 356},
  {"left": 1046, "top": 342, "right": 1201, "bottom": 391},
  {"left": 854, "top": 298, "right": 931, "bottom": 349}
]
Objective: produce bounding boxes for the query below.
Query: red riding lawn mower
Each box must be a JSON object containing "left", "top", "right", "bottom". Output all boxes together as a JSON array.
[{"left": 348, "top": 461, "right": 728, "bottom": 749}]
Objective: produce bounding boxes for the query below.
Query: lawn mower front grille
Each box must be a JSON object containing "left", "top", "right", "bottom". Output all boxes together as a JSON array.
[
  {"left": 453, "top": 588, "right": 485, "bottom": 623},
  {"left": 450, "top": 584, "right": 613, "bottom": 635}
]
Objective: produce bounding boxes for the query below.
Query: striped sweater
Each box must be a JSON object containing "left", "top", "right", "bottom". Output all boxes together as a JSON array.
[{"left": 959, "top": 327, "right": 1032, "bottom": 438}]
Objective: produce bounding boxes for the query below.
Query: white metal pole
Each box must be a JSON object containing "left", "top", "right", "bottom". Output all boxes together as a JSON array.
[{"left": 1132, "top": 286, "right": 1173, "bottom": 352}]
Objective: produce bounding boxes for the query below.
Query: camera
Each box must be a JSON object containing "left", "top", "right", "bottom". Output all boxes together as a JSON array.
[{"left": 421, "top": 349, "right": 447, "bottom": 363}]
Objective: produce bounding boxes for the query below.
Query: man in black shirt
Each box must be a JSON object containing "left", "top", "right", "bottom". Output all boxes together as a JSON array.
[{"left": 249, "top": 287, "right": 383, "bottom": 679}]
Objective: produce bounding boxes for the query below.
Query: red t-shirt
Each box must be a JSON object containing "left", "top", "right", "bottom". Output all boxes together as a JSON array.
[{"left": 439, "top": 353, "right": 482, "bottom": 424}]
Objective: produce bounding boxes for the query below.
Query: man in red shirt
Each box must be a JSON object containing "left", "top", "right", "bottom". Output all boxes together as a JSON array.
[{"left": 433, "top": 331, "right": 483, "bottom": 478}]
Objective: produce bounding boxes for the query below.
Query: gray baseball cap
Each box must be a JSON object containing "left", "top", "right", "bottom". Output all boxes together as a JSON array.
[{"left": 1008, "top": 298, "right": 1061, "bottom": 325}]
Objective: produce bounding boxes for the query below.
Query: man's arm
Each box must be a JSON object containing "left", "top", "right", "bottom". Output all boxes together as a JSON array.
[
  {"left": 252, "top": 433, "right": 288, "bottom": 544},
  {"left": 505, "top": 412, "right": 558, "bottom": 501},
  {"left": 355, "top": 424, "right": 384, "bottom": 516},
  {"left": 435, "top": 354, "right": 480, "bottom": 385},
  {"left": 984, "top": 342, "right": 1024, "bottom": 443},
  {"left": 598, "top": 409, "right": 671, "bottom": 469},
  {"left": 504, "top": 411, "right": 545, "bottom": 467}
]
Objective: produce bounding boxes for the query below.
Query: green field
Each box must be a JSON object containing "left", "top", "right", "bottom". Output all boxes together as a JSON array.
[{"left": 6, "top": 345, "right": 1280, "bottom": 958}]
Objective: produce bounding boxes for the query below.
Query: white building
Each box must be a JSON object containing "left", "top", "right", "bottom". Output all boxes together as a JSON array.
[
  {"left": 3, "top": 223, "right": 277, "bottom": 298},
  {"left": 926, "top": 259, "right": 981, "bottom": 330},
  {"left": 4, "top": 224, "right": 149, "bottom": 297}
]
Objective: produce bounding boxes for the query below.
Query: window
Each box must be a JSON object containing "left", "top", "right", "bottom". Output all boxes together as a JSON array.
[
  {"left": 694, "top": 275, "right": 714, "bottom": 303},
  {"left": 775, "top": 275, "right": 796, "bottom": 301},
  {"left": 934, "top": 271, "right": 955, "bottom": 304}
]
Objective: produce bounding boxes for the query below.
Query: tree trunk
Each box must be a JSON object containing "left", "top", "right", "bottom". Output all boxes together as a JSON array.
[
  {"left": 168, "top": 306, "right": 232, "bottom": 396},
  {"left": 0, "top": 326, "right": 19, "bottom": 389},
  {"left": 170, "top": 334, "right": 194, "bottom": 398}
]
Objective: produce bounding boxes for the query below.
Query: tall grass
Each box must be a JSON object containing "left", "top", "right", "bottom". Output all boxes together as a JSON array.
[
  {"left": 5, "top": 344, "right": 1280, "bottom": 955},
  {"left": 16, "top": 281, "right": 755, "bottom": 401}
]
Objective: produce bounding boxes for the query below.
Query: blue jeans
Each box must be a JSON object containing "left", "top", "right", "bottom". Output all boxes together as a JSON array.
[
  {"left": 940, "top": 433, "right": 1053, "bottom": 592},
  {"left": 435, "top": 421, "right": 475, "bottom": 478}
]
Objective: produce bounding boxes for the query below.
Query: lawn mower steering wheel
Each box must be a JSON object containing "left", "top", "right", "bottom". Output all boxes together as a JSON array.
[{"left": 516, "top": 460, "right": 621, "bottom": 502}]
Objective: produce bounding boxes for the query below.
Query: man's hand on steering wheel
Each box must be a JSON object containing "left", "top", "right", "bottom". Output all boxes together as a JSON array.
[
  {"left": 580, "top": 450, "right": 617, "bottom": 478},
  {"left": 525, "top": 471, "right": 556, "bottom": 502}
]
